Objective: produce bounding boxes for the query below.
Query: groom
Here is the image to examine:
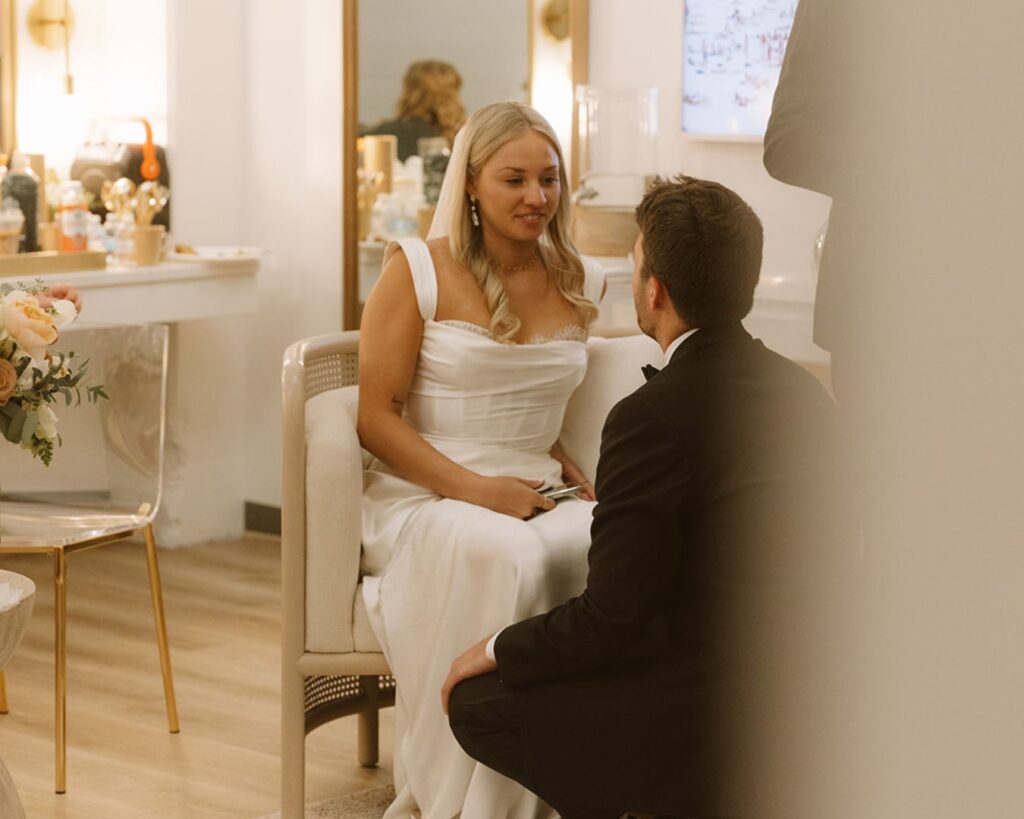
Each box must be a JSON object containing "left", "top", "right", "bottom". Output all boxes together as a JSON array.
[{"left": 442, "top": 176, "right": 848, "bottom": 819}]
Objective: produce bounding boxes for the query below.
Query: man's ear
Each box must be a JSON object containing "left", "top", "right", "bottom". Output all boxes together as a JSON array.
[{"left": 647, "top": 274, "right": 667, "bottom": 310}]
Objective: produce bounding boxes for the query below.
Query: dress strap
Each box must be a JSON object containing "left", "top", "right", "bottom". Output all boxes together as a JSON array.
[
  {"left": 386, "top": 237, "right": 438, "bottom": 321},
  {"left": 581, "top": 255, "right": 607, "bottom": 305}
]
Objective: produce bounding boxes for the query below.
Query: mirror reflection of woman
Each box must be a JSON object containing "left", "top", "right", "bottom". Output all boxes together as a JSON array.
[
  {"left": 362, "top": 59, "right": 466, "bottom": 161},
  {"left": 357, "top": 101, "right": 605, "bottom": 818}
]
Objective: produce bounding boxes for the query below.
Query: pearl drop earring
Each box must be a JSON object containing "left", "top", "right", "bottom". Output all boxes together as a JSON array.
[{"left": 469, "top": 198, "right": 480, "bottom": 227}]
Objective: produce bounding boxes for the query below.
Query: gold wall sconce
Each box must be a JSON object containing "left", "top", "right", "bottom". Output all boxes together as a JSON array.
[
  {"left": 26, "top": 0, "right": 75, "bottom": 94},
  {"left": 540, "top": 0, "right": 570, "bottom": 42}
]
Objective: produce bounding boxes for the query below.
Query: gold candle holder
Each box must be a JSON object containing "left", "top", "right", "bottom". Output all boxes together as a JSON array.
[
  {"left": 357, "top": 170, "right": 384, "bottom": 242},
  {"left": 358, "top": 135, "right": 396, "bottom": 195}
]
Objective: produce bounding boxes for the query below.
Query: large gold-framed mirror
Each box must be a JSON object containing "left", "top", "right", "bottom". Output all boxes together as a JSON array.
[
  {"left": 0, "top": 0, "right": 18, "bottom": 157},
  {"left": 341, "top": 0, "right": 589, "bottom": 330}
]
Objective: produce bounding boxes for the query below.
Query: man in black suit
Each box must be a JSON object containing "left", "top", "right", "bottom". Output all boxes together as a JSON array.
[{"left": 441, "top": 177, "right": 848, "bottom": 819}]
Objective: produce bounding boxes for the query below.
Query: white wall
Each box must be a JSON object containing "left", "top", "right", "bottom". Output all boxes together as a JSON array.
[
  {"left": 16, "top": 0, "right": 168, "bottom": 178},
  {"left": 164, "top": 0, "right": 343, "bottom": 528},
  {"left": 163, "top": 0, "right": 248, "bottom": 544},
  {"left": 240, "top": 0, "right": 342, "bottom": 506},
  {"left": 589, "top": 0, "right": 831, "bottom": 298},
  {"left": 359, "top": 0, "right": 527, "bottom": 127}
]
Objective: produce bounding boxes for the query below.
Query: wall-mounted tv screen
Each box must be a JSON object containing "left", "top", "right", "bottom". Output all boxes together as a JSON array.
[{"left": 682, "top": 0, "right": 797, "bottom": 139}]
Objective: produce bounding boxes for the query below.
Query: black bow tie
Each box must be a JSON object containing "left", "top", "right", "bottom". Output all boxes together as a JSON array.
[{"left": 641, "top": 364, "right": 660, "bottom": 381}]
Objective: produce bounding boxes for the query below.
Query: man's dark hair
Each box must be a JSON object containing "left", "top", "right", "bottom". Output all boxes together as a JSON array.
[{"left": 634, "top": 175, "right": 763, "bottom": 328}]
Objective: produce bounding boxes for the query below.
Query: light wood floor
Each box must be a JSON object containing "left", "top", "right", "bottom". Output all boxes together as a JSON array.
[{"left": 0, "top": 535, "right": 394, "bottom": 818}]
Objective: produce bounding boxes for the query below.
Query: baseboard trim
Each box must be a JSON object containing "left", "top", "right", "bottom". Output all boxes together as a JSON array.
[{"left": 245, "top": 502, "right": 281, "bottom": 536}]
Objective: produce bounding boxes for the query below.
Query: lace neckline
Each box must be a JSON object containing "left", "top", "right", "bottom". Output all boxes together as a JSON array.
[{"left": 435, "top": 319, "right": 587, "bottom": 346}]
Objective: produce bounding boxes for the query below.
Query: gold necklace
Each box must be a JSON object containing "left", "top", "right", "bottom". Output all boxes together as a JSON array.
[{"left": 491, "top": 251, "right": 540, "bottom": 273}]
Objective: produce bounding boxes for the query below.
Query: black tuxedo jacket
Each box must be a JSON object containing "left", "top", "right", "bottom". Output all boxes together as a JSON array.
[{"left": 494, "top": 324, "right": 849, "bottom": 817}]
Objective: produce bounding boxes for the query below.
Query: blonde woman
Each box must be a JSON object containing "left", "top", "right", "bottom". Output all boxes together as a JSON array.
[
  {"left": 364, "top": 59, "right": 466, "bottom": 161},
  {"left": 358, "top": 102, "right": 605, "bottom": 818}
]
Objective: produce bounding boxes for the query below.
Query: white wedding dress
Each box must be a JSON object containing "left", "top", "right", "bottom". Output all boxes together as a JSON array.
[{"left": 361, "top": 237, "right": 604, "bottom": 819}]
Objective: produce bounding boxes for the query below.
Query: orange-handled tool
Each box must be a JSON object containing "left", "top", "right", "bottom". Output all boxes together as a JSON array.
[{"left": 136, "top": 117, "right": 161, "bottom": 181}]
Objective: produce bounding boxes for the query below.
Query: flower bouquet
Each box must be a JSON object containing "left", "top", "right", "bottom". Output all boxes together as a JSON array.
[{"left": 0, "top": 282, "right": 107, "bottom": 465}]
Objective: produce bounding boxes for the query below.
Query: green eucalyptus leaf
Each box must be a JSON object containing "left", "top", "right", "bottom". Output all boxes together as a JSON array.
[
  {"left": 2, "top": 404, "right": 26, "bottom": 443},
  {"left": 20, "top": 411, "right": 38, "bottom": 444}
]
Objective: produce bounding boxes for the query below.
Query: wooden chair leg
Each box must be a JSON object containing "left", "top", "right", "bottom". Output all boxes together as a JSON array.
[
  {"left": 142, "top": 525, "right": 179, "bottom": 733},
  {"left": 357, "top": 675, "right": 380, "bottom": 767},
  {"left": 0, "top": 671, "right": 8, "bottom": 714},
  {"left": 281, "top": 669, "right": 307, "bottom": 819},
  {"left": 54, "top": 549, "right": 67, "bottom": 794}
]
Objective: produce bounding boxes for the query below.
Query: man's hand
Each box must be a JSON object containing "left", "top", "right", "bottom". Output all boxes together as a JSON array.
[{"left": 441, "top": 634, "right": 497, "bottom": 715}]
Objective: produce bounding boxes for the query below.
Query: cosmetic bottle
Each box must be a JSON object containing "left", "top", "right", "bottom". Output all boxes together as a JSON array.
[{"left": 2, "top": 155, "right": 39, "bottom": 252}]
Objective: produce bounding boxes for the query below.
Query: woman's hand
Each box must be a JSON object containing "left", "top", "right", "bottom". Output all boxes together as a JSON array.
[
  {"left": 550, "top": 441, "right": 596, "bottom": 501},
  {"left": 468, "top": 476, "right": 555, "bottom": 520},
  {"left": 39, "top": 284, "right": 82, "bottom": 313}
]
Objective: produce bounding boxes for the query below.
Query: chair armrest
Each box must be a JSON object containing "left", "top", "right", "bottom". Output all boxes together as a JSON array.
[
  {"left": 304, "top": 386, "right": 362, "bottom": 652},
  {"left": 559, "top": 335, "right": 662, "bottom": 481},
  {"left": 282, "top": 332, "right": 361, "bottom": 661}
]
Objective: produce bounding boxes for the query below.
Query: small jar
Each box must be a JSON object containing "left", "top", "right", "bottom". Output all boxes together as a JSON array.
[
  {"left": 370, "top": 194, "right": 393, "bottom": 241},
  {"left": 0, "top": 198, "right": 24, "bottom": 256},
  {"left": 2, "top": 155, "right": 39, "bottom": 252},
  {"left": 113, "top": 213, "right": 136, "bottom": 267},
  {"left": 57, "top": 180, "right": 89, "bottom": 252}
]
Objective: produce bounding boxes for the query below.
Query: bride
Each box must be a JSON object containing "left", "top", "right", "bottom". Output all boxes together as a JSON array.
[{"left": 357, "top": 101, "right": 605, "bottom": 819}]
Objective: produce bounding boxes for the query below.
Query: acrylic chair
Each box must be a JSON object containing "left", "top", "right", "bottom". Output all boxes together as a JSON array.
[{"left": 0, "top": 322, "right": 178, "bottom": 794}]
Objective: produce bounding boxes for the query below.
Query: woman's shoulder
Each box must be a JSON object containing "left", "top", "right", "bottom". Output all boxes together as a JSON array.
[
  {"left": 426, "top": 236, "right": 450, "bottom": 257},
  {"left": 382, "top": 239, "right": 435, "bottom": 292},
  {"left": 425, "top": 236, "right": 464, "bottom": 279}
]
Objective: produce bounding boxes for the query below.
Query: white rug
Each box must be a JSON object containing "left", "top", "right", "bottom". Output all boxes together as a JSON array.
[{"left": 257, "top": 785, "right": 395, "bottom": 819}]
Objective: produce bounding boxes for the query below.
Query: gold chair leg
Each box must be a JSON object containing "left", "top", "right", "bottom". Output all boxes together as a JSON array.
[
  {"left": 142, "top": 524, "right": 179, "bottom": 733},
  {"left": 0, "top": 670, "right": 7, "bottom": 714},
  {"left": 54, "top": 548, "right": 67, "bottom": 794}
]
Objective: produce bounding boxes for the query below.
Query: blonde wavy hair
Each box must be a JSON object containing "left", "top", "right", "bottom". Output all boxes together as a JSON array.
[
  {"left": 395, "top": 60, "right": 466, "bottom": 146},
  {"left": 437, "top": 102, "right": 597, "bottom": 343}
]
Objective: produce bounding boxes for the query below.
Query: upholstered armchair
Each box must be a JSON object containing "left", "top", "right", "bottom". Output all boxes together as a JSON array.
[{"left": 280, "top": 329, "right": 660, "bottom": 817}]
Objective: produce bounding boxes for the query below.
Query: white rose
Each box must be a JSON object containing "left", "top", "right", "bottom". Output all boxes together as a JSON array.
[
  {"left": 51, "top": 298, "right": 77, "bottom": 328},
  {"left": 17, "top": 367, "right": 33, "bottom": 390},
  {"left": 36, "top": 403, "right": 58, "bottom": 441}
]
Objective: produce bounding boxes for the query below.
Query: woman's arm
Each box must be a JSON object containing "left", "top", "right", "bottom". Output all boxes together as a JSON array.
[{"left": 357, "top": 249, "right": 553, "bottom": 519}]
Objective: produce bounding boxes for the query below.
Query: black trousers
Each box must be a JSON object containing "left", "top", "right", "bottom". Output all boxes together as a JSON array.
[{"left": 448, "top": 671, "right": 631, "bottom": 819}]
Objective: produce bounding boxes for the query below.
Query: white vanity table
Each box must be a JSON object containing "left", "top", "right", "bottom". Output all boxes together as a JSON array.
[
  {"left": 0, "top": 258, "right": 259, "bottom": 324},
  {"left": 1, "top": 257, "right": 261, "bottom": 547}
]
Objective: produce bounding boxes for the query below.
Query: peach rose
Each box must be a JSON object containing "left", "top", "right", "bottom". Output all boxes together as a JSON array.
[
  {"left": 0, "top": 357, "right": 16, "bottom": 406},
  {"left": 1, "top": 293, "right": 58, "bottom": 361}
]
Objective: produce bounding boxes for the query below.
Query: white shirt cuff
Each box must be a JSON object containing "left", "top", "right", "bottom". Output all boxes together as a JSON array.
[{"left": 485, "top": 630, "right": 501, "bottom": 663}]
